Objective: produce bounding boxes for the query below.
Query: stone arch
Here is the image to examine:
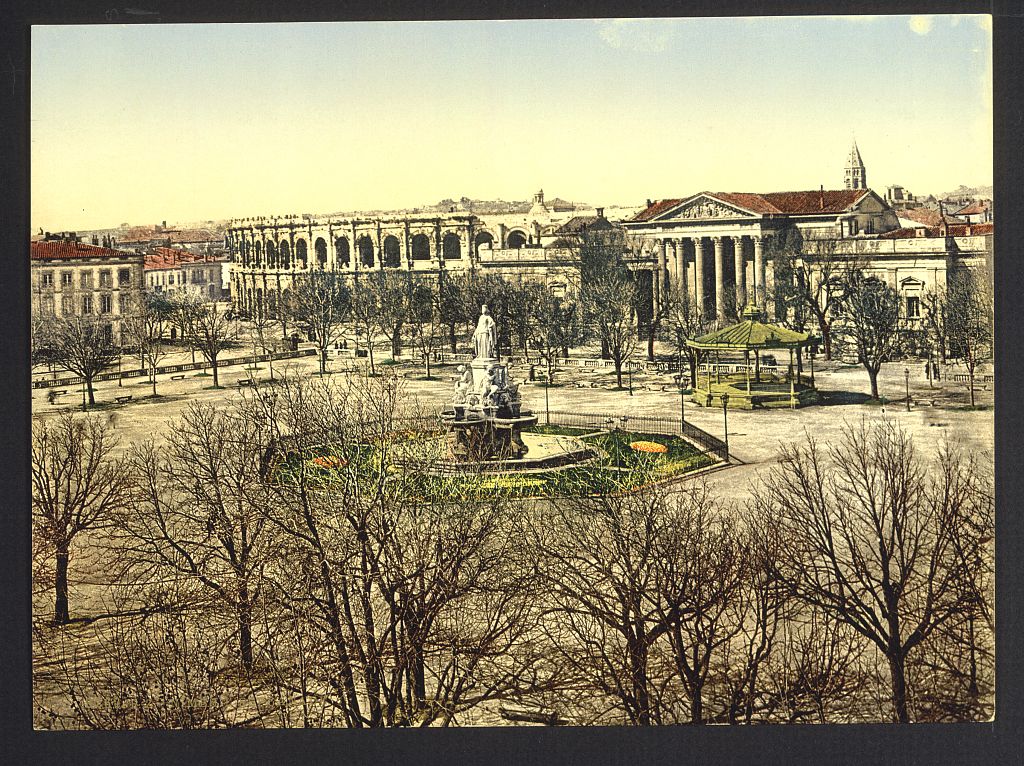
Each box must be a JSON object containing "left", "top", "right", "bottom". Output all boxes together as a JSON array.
[
  {"left": 411, "top": 233, "right": 432, "bottom": 261},
  {"left": 265, "top": 240, "right": 277, "bottom": 269},
  {"left": 357, "top": 236, "right": 375, "bottom": 268},
  {"left": 335, "top": 236, "right": 350, "bottom": 267},
  {"left": 279, "top": 239, "right": 291, "bottom": 269},
  {"left": 315, "top": 237, "right": 328, "bottom": 268},
  {"left": 383, "top": 235, "right": 401, "bottom": 268},
  {"left": 295, "top": 238, "right": 308, "bottom": 270},
  {"left": 506, "top": 229, "right": 528, "bottom": 249},
  {"left": 474, "top": 231, "right": 494, "bottom": 256},
  {"left": 442, "top": 232, "right": 462, "bottom": 260}
]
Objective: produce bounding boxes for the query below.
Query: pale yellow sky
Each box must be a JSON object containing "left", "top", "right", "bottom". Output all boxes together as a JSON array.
[{"left": 31, "top": 17, "right": 992, "bottom": 232}]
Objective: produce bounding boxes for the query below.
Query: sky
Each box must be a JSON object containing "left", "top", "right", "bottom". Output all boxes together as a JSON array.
[{"left": 31, "top": 15, "right": 992, "bottom": 232}]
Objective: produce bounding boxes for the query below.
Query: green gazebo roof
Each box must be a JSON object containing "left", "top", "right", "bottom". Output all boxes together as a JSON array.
[{"left": 687, "top": 305, "right": 814, "bottom": 351}]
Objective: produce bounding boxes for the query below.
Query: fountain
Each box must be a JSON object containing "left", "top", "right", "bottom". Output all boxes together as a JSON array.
[{"left": 440, "top": 305, "right": 539, "bottom": 461}]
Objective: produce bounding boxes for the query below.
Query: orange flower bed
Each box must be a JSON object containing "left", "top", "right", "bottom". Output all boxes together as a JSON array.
[
  {"left": 311, "top": 455, "right": 347, "bottom": 469},
  {"left": 630, "top": 441, "right": 668, "bottom": 454}
]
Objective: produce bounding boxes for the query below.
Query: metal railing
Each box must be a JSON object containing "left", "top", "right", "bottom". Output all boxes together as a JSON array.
[{"left": 542, "top": 410, "right": 728, "bottom": 461}]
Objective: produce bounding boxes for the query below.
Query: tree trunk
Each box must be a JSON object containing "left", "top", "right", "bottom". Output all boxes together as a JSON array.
[
  {"left": 690, "top": 683, "right": 704, "bottom": 725},
  {"left": 601, "top": 337, "right": 610, "bottom": 360},
  {"left": 86, "top": 378, "right": 96, "bottom": 405},
  {"left": 320, "top": 348, "right": 328, "bottom": 374},
  {"left": 211, "top": 358, "right": 220, "bottom": 387},
  {"left": 630, "top": 641, "right": 651, "bottom": 725},
  {"left": 151, "top": 366, "right": 158, "bottom": 397},
  {"left": 448, "top": 323, "right": 457, "bottom": 353},
  {"left": 368, "top": 339, "right": 376, "bottom": 376},
  {"left": 54, "top": 546, "right": 70, "bottom": 624},
  {"left": 646, "top": 323, "right": 656, "bottom": 362},
  {"left": 391, "top": 326, "right": 402, "bottom": 359},
  {"left": 867, "top": 365, "right": 880, "bottom": 400},
  {"left": 888, "top": 653, "right": 910, "bottom": 723},
  {"left": 615, "top": 360, "right": 623, "bottom": 388},
  {"left": 238, "top": 587, "right": 254, "bottom": 669},
  {"left": 821, "top": 322, "right": 833, "bottom": 361}
]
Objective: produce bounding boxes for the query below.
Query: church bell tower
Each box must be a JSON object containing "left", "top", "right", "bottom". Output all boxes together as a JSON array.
[{"left": 845, "top": 140, "right": 867, "bottom": 190}]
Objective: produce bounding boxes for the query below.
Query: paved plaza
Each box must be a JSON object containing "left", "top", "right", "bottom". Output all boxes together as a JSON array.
[{"left": 32, "top": 342, "right": 994, "bottom": 506}]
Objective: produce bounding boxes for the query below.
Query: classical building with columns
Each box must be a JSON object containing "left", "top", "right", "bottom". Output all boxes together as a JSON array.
[
  {"left": 622, "top": 189, "right": 900, "bottom": 320},
  {"left": 621, "top": 188, "right": 992, "bottom": 328},
  {"left": 225, "top": 192, "right": 642, "bottom": 315}
]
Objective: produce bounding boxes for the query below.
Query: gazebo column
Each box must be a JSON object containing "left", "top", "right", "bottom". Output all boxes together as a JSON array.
[
  {"left": 733, "top": 235, "right": 747, "bottom": 309},
  {"left": 713, "top": 236, "right": 725, "bottom": 321}
]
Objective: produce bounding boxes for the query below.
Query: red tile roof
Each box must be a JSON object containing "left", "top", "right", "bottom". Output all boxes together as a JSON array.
[
  {"left": 879, "top": 222, "right": 993, "bottom": 239},
  {"left": 30, "top": 240, "right": 135, "bottom": 261},
  {"left": 954, "top": 200, "right": 990, "bottom": 216},
  {"left": 144, "top": 247, "right": 222, "bottom": 270},
  {"left": 631, "top": 190, "right": 872, "bottom": 221},
  {"left": 896, "top": 207, "right": 948, "bottom": 226}
]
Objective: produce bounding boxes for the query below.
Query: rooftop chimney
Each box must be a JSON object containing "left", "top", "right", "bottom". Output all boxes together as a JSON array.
[
  {"left": 819, "top": 185, "right": 825, "bottom": 210},
  {"left": 646, "top": 199, "right": 652, "bottom": 207},
  {"left": 596, "top": 207, "right": 605, "bottom": 219}
]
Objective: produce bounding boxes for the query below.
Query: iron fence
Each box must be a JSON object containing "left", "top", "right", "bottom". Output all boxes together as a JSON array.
[{"left": 542, "top": 410, "right": 728, "bottom": 461}]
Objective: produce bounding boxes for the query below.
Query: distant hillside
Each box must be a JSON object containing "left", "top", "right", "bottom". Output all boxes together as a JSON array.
[{"left": 937, "top": 184, "right": 993, "bottom": 200}]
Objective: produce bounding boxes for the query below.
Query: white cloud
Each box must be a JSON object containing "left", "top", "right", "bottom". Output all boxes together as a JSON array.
[
  {"left": 595, "top": 19, "right": 675, "bottom": 53},
  {"left": 909, "top": 16, "right": 934, "bottom": 36}
]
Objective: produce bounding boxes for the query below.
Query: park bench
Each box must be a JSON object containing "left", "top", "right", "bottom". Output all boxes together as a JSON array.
[
  {"left": 237, "top": 378, "right": 255, "bottom": 388},
  {"left": 115, "top": 395, "right": 133, "bottom": 404},
  {"left": 170, "top": 374, "right": 187, "bottom": 381},
  {"left": 46, "top": 389, "right": 68, "bottom": 403}
]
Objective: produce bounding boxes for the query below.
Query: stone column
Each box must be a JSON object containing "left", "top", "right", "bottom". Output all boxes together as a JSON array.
[
  {"left": 659, "top": 239, "right": 669, "bottom": 289},
  {"left": 753, "top": 235, "right": 766, "bottom": 309},
  {"left": 675, "top": 238, "right": 686, "bottom": 293},
  {"left": 693, "top": 237, "right": 705, "bottom": 316},
  {"left": 733, "top": 235, "right": 746, "bottom": 309},
  {"left": 713, "top": 236, "right": 725, "bottom": 320}
]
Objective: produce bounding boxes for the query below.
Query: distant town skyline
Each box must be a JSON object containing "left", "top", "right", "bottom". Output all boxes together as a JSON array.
[{"left": 31, "top": 15, "right": 992, "bottom": 232}]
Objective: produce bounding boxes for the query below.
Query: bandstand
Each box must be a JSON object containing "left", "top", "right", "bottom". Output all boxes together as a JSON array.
[{"left": 688, "top": 305, "right": 819, "bottom": 409}]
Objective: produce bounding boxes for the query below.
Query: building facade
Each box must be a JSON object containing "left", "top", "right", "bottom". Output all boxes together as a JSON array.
[
  {"left": 144, "top": 247, "right": 228, "bottom": 301},
  {"left": 30, "top": 237, "right": 145, "bottom": 343}
]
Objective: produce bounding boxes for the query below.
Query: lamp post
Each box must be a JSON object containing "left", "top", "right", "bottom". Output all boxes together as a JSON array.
[
  {"left": 674, "top": 373, "right": 686, "bottom": 431},
  {"left": 544, "top": 371, "right": 550, "bottom": 426},
  {"left": 904, "top": 367, "right": 911, "bottom": 412},
  {"left": 628, "top": 367, "right": 633, "bottom": 396},
  {"left": 720, "top": 392, "right": 730, "bottom": 460}
]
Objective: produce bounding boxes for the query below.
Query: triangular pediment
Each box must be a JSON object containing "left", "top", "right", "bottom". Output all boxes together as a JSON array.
[{"left": 654, "top": 194, "right": 757, "bottom": 222}]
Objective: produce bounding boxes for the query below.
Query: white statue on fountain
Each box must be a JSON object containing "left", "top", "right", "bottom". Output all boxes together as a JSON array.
[{"left": 473, "top": 304, "right": 498, "bottom": 361}]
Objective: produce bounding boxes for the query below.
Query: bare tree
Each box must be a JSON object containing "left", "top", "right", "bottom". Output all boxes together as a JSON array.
[
  {"left": 754, "top": 420, "right": 993, "bottom": 722},
  {"left": 944, "top": 268, "right": 993, "bottom": 407},
  {"left": 121, "top": 402, "right": 275, "bottom": 669},
  {"left": 407, "top": 278, "right": 444, "bottom": 378},
  {"left": 121, "top": 291, "right": 173, "bottom": 396},
  {"left": 32, "top": 413, "right": 132, "bottom": 623},
  {"left": 169, "top": 290, "right": 205, "bottom": 365},
  {"left": 662, "top": 282, "right": 714, "bottom": 388},
  {"left": 589, "top": 269, "right": 639, "bottom": 388},
  {"left": 285, "top": 270, "right": 352, "bottom": 374},
  {"left": 374, "top": 270, "right": 413, "bottom": 361},
  {"left": 187, "top": 301, "right": 238, "bottom": 388},
  {"left": 349, "top": 276, "right": 385, "bottom": 376},
  {"left": 527, "top": 290, "right": 584, "bottom": 385},
  {"left": 837, "top": 271, "right": 903, "bottom": 400},
  {"left": 46, "top": 316, "right": 121, "bottom": 406}
]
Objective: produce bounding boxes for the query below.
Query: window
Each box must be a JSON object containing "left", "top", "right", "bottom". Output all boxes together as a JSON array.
[
  {"left": 81, "top": 294, "right": 93, "bottom": 314},
  {"left": 40, "top": 271, "right": 54, "bottom": 288},
  {"left": 169, "top": 275, "right": 175, "bottom": 285},
  {"left": 61, "top": 271, "right": 73, "bottom": 287},
  {"left": 102, "top": 323, "right": 113, "bottom": 344},
  {"left": 906, "top": 296, "right": 921, "bottom": 319},
  {"left": 99, "top": 270, "right": 112, "bottom": 287},
  {"left": 40, "top": 295, "right": 55, "bottom": 315},
  {"left": 80, "top": 271, "right": 93, "bottom": 289},
  {"left": 118, "top": 294, "right": 127, "bottom": 313},
  {"left": 118, "top": 268, "right": 131, "bottom": 286},
  {"left": 61, "top": 296, "right": 73, "bottom": 315},
  {"left": 100, "top": 294, "right": 112, "bottom": 314}
]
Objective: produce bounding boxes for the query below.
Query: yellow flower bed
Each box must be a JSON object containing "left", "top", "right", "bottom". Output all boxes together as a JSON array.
[{"left": 629, "top": 441, "right": 668, "bottom": 454}]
